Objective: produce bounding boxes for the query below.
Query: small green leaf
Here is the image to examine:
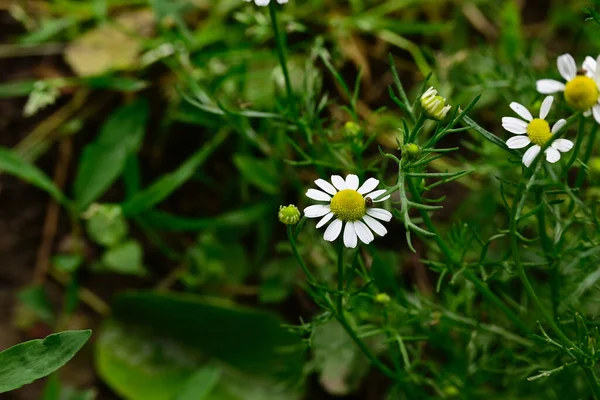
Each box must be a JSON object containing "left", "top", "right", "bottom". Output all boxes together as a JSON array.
[
  {"left": 0, "top": 147, "right": 67, "bottom": 204},
  {"left": 85, "top": 204, "right": 129, "bottom": 247},
  {"left": 101, "top": 240, "right": 146, "bottom": 276},
  {"left": 233, "top": 154, "right": 279, "bottom": 195},
  {"left": 0, "top": 330, "right": 92, "bottom": 393},
  {"left": 73, "top": 100, "right": 149, "bottom": 211}
]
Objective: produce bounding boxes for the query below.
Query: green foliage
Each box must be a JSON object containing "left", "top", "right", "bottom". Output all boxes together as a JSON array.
[{"left": 0, "top": 330, "right": 91, "bottom": 393}]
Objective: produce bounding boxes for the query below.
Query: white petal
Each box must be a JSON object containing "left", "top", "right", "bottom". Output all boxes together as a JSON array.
[
  {"left": 536, "top": 79, "right": 565, "bottom": 94},
  {"left": 277, "top": 0, "right": 288, "bottom": 3},
  {"left": 523, "top": 145, "right": 541, "bottom": 167},
  {"left": 306, "top": 189, "right": 331, "bottom": 202},
  {"left": 502, "top": 117, "right": 528, "bottom": 134},
  {"left": 551, "top": 138, "right": 574, "bottom": 152},
  {"left": 367, "top": 208, "right": 392, "bottom": 222},
  {"left": 593, "top": 104, "right": 600, "bottom": 125},
  {"left": 255, "top": 0, "right": 270, "bottom": 5},
  {"left": 362, "top": 215, "right": 388, "bottom": 237},
  {"left": 584, "top": 110, "right": 592, "bottom": 117},
  {"left": 314, "top": 178, "right": 337, "bottom": 195},
  {"left": 506, "top": 136, "right": 531, "bottom": 149},
  {"left": 558, "top": 53, "right": 577, "bottom": 81},
  {"left": 345, "top": 174, "right": 359, "bottom": 190},
  {"left": 365, "top": 189, "right": 386, "bottom": 202},
  {"left": 595, "top": 56, "right": 600, "bottom": 87},
  {"left": 357, "top": 178, "right": 379, "bottom": 194},
  {"left": 545, "top": 147, "right": 561, "bottom": 163},
  {"left": 510, "top": 102, "right": 533, "bottom": 121},
  {"left": 353, "top": 220, "right": 374, "bottom": 244},
  {"left": 316, "top": 212, "right": 334, "bottom": 229},
  {"left": 583, "top": 56, "right": 597, "bottom": 76},
  {"left": 324, "top": 219, "right": 342, "bottom": 242},
  {"left": 304, "top": 204, "right": 330, "bottom": 218},
  {"left": 331, "top": 175, "right": 346, "bottom": 191},
  {"left": 539, "top": 96, "right": 554, "bottom": 119},
  {"left": 551, "top": 119, "right": 567, "bottom": 134},
  {"left": 343, "top": 222, "right": 358, "bottom": 248}
]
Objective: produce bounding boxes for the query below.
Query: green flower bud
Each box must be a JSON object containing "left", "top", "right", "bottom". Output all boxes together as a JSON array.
[
  {"left": 420, "top": 87, "right": 451, "bottom": 121},
  {"left": 374, "top": 293, "right": 391, "bottom": 305},
  {"left": 278, "top": 204, "right": 300, "bottom": 225},
  {"left": 401, "top": 143, "right": 421, "bottom": 160},
  {"left": 343, "top": 121, "right": 362, "bottom": 138}
]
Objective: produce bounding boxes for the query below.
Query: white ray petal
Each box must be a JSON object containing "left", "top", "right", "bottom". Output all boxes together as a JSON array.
[
  {"left": 345, "top": 174, "right": 359, "bottom": 190},
  {"left": 306, "top": 189, "right": 331, "bottom": 202},
  {"left": 558, "top": 53, "right": 577, "bottom": 81},
  {"left": 510, "top": 102, "right": 533, "bottom": 121},
  {"left": 362, "top": 215, "right": 387, "bottom": 237},
  {"left": 536, "top": 80, "right": 565, "bottom": 94},
  {"left": 367, "top": 208, "right": 392, "bottom": 222},
  {"left": 551, "top": 138, "right": 574, "bottom": 152},
  {"left": 593, "top": 104, "right": 600, "bottom": 125},
  {"left": 545, "top": 147, "right": 561, "bottom": 163},
  {"left": 316, "top": 212, "right": 334, "bottom": 229},
  {"left": 523, "top": 145, "right": 541, "bottom": 167},
  {"left": 357, "top": 178, "right": 379, "bottom": 194},
  {"left": 583, "top": 56, "right": 597, "bottom": 77},
  {"left": 354, "top": 220, "right": 374, "bottom": 244},
  {"left": 324, "top": 219, "right": 342, "bottom": 242},
  {"left": 539, "top": 96, "right": 554, "bottom": 119},
  {"left": 314, "top": 178, "right": 337, "bottom": 195},
  {"left": 506, "top": 136, "right": 531, "bottom": 149},
  {"left": 343, "top": 222, "right": 358, "bottom": 248},
  {"left": 331, "top": 175, "right": 346, "bottom": 191},
  {"left": 303, "top": 204, "right": 331, "bottom": 218},
  {"left": 551, "top": 119, "right": 567, "bottom": 134},
  {"left": 502, "top": 117, "right": 528, "bottom": 134},
  {"left": 595, "top": 56, "right": 600, "bottom": 87},
  {"left": 367, "top": 189, "right": 389, "bottom": 202}
]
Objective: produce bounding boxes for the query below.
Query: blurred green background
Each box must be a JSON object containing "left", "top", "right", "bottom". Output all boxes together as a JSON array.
[{"left": 1, "top": 0, "right": 600, "bottom": 399}]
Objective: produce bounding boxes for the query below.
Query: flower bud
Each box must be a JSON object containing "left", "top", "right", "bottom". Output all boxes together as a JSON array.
[
  {"left": 401, "top": 143, "right": 421, "bottom": 160},
  {"left": 278, "top": 204, "right": 300, "bottom": 225},
  {"left": 343, "top": 121, "right": 362, "bottom": 138},
  {"left": 374, "top": 293, "right": 391, "bottom": 305},
  {"left": 420, "top": 87, "right": 451, "bottom": 121}
]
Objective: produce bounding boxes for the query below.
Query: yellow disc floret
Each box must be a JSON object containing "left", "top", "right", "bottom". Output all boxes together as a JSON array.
[
  {"left": 564, "top": 76, "right": 599, "bottom": 110},
  {"left": 526, "top": 118, "right": 552, "bottom": 146},
  {"left": 329, "top": 189, "right": 366, "bottom": 222}
]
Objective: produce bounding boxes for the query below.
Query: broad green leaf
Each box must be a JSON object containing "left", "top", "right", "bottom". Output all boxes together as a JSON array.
[
  {"left": 174, "top": 366, "right": 222, "bottom": 400},
  {"left": 111, "top": 292, "right": 304, "bottom": 379},
  {"left": 85, "top": 204, "right": 129, "bottom": 246},
  {"left": 0, "top": 147, "right": 67, "bottom": 204},
  {"left": 73, "top": 99, "right": 149, "bottom": 211},
  {"left": 96, "top": 319, "right": 301, "bottom": 400},
  {"left": 121, "top": 129, "right": 229, "bottom": 216},
  {"left": 233, "top": 154, "right": 279, "bottom": 195},
  {"left": 101, "top": 240, "right": 146, "bottom": 276},
  {"left": 0, "top": 330, "right": 92, "bottom": 393}
]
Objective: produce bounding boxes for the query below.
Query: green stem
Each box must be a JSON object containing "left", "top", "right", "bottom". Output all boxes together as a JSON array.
[
  {"left": 562, "top": 115, "right": 586, "bottom": 174},
  {"left": 408, "top": 113, "right": 426, "bottom": 143},
  {"left": 268, "top": 2, "right": 294, "bottom": 104},
  {"left": 287, "top": 226, "right": 317, "bottom": 285},
  {"left": 337, "top": 239, "right": 344, "bottom": 313},
  {"left": 406, "top": 177, "right": 532, "bottom": 335},
  {"left": 575, "top": 123, "right": 599, "bottom": 188},
  {"left": 534, "top": 189, "right": 559, "bottom": 319},
  {"left": 583, "top": 366, "right": 600, "bottom": 400}
]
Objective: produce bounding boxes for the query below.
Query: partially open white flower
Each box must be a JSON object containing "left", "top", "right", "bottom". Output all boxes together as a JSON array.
[
  {"left": 536, "top": 53, "right": 600, "bottom": 124},
  {"left": 243, "top": 0, "right": 288, "bottom": 5},
  {"left": 502, "top": 96, "right": 574, "bottom": 167},
  {"left": 304, "top": 175, "right": 392, "bottom": 248}
]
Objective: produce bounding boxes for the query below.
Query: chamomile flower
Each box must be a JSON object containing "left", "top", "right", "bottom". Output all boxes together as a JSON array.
[
  {"left": 536, "top": 53, "right": 600, "bottom": 124},
  {"left": 304, "top": 175, "right": 392, "bottom": 248},
  {"left": 502, "top": 96, "right": 573, "bottom": 167},
  {"left": 243, "top": 0, "right": 288, "bottom": 5}
]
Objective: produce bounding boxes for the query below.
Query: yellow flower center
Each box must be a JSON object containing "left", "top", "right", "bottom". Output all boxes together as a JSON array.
[
  {"left": 329, "top": 189, "right": 366, "bottom": 222},
  {"left": 526, "top": 118, "right": 552, "bottom": 146},
  {"left": 564, "top": 76, "right": 599, "bottom": 110}
]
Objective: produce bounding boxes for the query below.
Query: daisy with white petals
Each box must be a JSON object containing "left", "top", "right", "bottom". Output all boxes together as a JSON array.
[
  {"left": 502, "top": 96, "right": 574, "bottom": 167},
  {"left": 536, "top": 53, "right": 600, "bottom": 124},
  {"left": 304, "top": 175, "right": 392, "bottom": 249},
  {"left": 243, "top": 0, "right": 288, "bottom": 5}
]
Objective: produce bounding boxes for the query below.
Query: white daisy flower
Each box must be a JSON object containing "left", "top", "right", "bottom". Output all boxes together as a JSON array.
[
  {"left": 502, "top": 96, "right": 574, "bottom": 167},
  {"left": 536, "top": 53, "right": 600, "bottom": 124},
  {"left": 243, "top": 0, "right": 288, "bottom": 5},
  {"left": 304, "top": 175, "right": 392, "bottom": 248}
]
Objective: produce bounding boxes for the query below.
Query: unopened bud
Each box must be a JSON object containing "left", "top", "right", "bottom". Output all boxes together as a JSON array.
[
  {"left": 420, "top": 87, "right": 451, "bottom": 121},
  {"left": 374, "top": 293, "right": 391, "bottom": 305},
  {"left": 278, "top": 204, "right": 300, "bottom": 225}
]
